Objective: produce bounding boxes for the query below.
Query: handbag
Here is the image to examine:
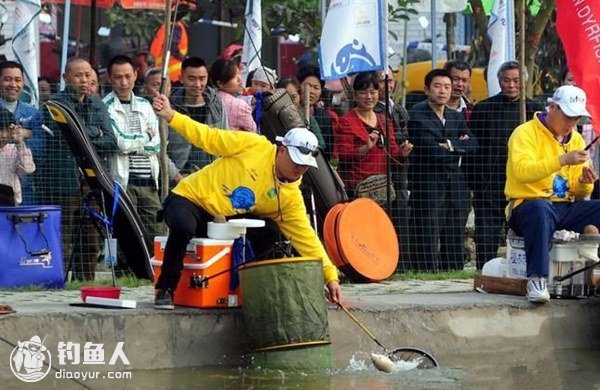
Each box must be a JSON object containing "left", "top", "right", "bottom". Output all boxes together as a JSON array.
[
  {"left": 0, "top": 206, "right": 64, "bottom": 288},
  {"left": 355, "top": 174, "right": 395, "bottom": 206}
]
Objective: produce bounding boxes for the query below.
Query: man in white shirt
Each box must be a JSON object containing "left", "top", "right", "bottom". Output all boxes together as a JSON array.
[{"left": 103, "top": 55, "right": 165, "bottom": 240}]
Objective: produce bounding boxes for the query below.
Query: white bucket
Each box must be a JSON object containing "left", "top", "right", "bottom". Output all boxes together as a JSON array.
[
  {"left": 505, "top": 236, "right": 527, "bottom": 279},
  {"left": 481, "top": 257, "right": 507, "bottom": 277}
]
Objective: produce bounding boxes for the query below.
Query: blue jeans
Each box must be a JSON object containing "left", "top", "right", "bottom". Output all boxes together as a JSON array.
[{"left": 508, "top": 200, "right": 600, "bottom": 277}]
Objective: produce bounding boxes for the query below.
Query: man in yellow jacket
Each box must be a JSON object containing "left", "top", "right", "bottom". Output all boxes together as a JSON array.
[
  {"left": 151, "top": 94, "right": 341, "bottom": 309},
  {"left": 505, "top": 85, "right": 596, "bottom": 304}
]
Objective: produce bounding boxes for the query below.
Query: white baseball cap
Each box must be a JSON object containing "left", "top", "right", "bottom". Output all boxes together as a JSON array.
[
  {"left": 276, "top": 128, "right": 319, "bottom": 168},
  {"left": 252, "top": 66, "right": 278, "bottom": 87},
  {"left": 548, "top": 85, "right": 591, "bottom": 118}
]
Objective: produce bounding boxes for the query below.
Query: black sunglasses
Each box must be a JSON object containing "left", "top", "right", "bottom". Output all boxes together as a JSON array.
[{"left": 288, "top": 144, "right": 319, "bottom": 157}]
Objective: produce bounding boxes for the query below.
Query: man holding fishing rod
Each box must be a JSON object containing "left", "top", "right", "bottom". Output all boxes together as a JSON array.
[
  {"left": 506, "top": 85, "right": 599, "bottom": 303},
  {"left": 151, "top": 94, "right": 341, "bottom": 310}
]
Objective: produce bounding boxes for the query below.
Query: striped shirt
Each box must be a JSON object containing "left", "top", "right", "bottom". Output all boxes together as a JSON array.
[{"left": 121, "top": 102, "right": 152, "bottom": 183}]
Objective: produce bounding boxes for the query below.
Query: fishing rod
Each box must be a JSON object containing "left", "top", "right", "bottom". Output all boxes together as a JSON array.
[
  {"left": 159, "top": 0, "right": 181, "bottom": 95},
  {"left": 158, "top": 0, "right": 180, "bottom": 199},
  {"left": 585, "top": 135, "right": 599, "bottom": 151}
]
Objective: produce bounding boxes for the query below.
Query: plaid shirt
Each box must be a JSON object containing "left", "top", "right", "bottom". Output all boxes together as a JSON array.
[
  {"left": 218, "top": 91, "right": 257, "bottom": 133},
  {"left": 0, "top": 143, "right": 35, "bottom": 204}
]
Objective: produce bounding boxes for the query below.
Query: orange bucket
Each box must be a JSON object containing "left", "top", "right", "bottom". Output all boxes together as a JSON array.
[{"left": 324, "top": 198, "right": 398, "bottom": 282}]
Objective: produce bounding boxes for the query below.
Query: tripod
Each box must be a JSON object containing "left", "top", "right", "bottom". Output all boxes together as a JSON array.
[{"left": 64, "top": 185, "right": 105, "bottom": 282}]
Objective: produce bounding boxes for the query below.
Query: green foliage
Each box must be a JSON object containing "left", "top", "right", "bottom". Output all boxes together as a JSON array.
[
  {"left": 388, "top": 1, "right": 420, "bottom": 41},
  {"left": 105, "top": 5, "right": 164, "bottom": 48},
  {"left": 216, "top": 0, "right": 420, "bottom": 48},
  {"left": 262, "top": 0, "right": 322, "bottom": 47},
  {"left": 390, "top": 269, "right": 479, "bottom": 281},
  {"left": 66, "top": 275, "right": 152, "bottom": 290}
]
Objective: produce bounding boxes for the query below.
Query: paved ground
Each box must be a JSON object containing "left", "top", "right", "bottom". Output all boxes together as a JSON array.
[{"left": 0, "top": 278, "right": 477, "bottom": 312}]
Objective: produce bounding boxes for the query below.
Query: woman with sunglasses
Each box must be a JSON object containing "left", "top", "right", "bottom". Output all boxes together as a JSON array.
[{"left": 335, "top": 71, "right": 413, "bottom": 196}]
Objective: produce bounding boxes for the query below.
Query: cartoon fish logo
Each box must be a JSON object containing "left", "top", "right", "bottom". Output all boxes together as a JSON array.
[
  {"left": 552, "top": 175, "right": 569, "bottom": 198},
  {"left": 228, "top": 186, "right": 256, "bottom": 211},
  {"left": 331, "top": 39, "right": 377, "bottom": 76}
]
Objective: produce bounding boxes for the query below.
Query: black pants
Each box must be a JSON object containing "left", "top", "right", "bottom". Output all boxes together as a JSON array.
[
  {"left": 155, "top": 194, "right": 283, "bottom": 291},
  {"left": 408, "top": 183, "right": 469, "bottom": 272},
  {"left": 473, "top": 190, "right": 506, "bottom": 270}
]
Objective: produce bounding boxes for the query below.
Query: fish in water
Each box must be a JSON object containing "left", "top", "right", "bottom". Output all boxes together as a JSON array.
[{"left": 370, "top": 352, "right": 395, "bottom": 373}]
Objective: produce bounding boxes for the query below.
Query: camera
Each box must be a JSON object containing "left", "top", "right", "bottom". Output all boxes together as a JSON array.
[{"left": 376, "top": 133, "right": 385, "bottom": 147}]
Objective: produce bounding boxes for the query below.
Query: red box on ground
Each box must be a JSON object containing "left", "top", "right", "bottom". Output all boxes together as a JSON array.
[{"left": 152, "top": 236, "right": 241, "bottom": 308}]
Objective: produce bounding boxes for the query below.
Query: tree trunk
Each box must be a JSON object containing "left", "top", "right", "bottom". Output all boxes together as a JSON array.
[
  {"left": 469, "top": 0, "right": 490, "bottom": 59},
  {"left": 522, "top": 0, "right": 555, "bottom": 95},
  {"left": 444, "top": 13, "right": 457, "bottom": 60}
]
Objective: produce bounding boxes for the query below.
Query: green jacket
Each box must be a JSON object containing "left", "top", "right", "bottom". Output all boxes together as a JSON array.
[{"left": 41, "top": 89, "right": 117, "bottom": 195}]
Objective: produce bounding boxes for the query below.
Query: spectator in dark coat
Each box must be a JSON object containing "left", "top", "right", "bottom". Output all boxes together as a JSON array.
[
  {"left": 467, "top": 61, "right": 543, "bottom": 269},
  {"left": 408, "top": 69, "right": 478, "bottom": 271},
  {"left": 42, "top": 57, "right": 117, "bottom": 280}
]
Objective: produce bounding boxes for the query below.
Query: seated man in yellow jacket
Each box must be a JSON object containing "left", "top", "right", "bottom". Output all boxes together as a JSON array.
[
  {"left": 151, "top": 94, "right": 341, "bottom": 309},
  {"left": 505, "top": 85, "right": 596, "bottom": 304}
]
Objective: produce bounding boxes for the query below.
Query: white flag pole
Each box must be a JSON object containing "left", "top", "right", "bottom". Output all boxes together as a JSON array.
[
  {"left": 430, "top": 0, "right": 437, "bottom": 68},
  {"left": 241, "top": 0, "right": 262, "bottom": 86},
  {"left": 13, "top": 0, "right": 42, "bottom": 106},
  {"left": 59, "top": 0, "right": 72, "bottom": 91},
  {"left": 487, "top": 0, "right": 515, "bottom": 96}
]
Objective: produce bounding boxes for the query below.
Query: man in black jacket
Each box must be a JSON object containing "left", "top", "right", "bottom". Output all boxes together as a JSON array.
[
  {"left": 43, "top": 57, "right": 117, "bottom": 280},
  {"left": 408, "top": 69, "right": 478, "bottom": 271},
  {"left": 468, "top": 61, "right": 543, "bottom": 269}
]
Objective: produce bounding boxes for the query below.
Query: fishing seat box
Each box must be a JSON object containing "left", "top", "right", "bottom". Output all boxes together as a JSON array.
[
  {"left": 475, "top": 233, "right": 600, "bottom": 298},
  {"left": 151, "top": 236, "right": 241, "bottom": 308},
  {"left": 0, "top": 206, "right": 65, "bottom": 288}
]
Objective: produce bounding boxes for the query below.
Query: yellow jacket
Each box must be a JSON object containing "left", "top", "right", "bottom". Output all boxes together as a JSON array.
[
  {"left": 505, "top": 113, "right": 593, "bottom": 214},
  {"left": 169, "top": 112, "right": 339, "bottom": 283}
]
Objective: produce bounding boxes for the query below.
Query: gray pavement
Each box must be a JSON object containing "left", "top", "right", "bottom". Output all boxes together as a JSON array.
[{"left": 0, "top": 278, "right": 476, "bottom": 311}]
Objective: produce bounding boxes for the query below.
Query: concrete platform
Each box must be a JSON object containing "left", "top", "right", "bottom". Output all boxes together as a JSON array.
[{"left": 0, "top": 280, "right": 598, "bottom": 386}]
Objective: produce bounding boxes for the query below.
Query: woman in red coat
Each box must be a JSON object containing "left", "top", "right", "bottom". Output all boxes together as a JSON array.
[{"left": 335, "top": 72, "right": 413, "bottom": 194}]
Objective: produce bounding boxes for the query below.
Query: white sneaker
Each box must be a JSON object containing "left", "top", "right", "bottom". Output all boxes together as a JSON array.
[{"left": 527, "top": 276, "right": 550, "bottom": 303}]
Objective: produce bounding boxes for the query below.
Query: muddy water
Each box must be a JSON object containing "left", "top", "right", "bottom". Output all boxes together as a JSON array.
[
  {"left": 4, "top": 349, "right": 598, "bottom": 389},
  {"left": 95, "top": 348, "right": 600, "bottom": 389}
]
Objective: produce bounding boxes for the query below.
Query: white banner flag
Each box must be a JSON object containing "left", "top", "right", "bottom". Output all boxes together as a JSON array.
[
  {"left": 486, "top": 0, "right": 515, "bottom": 96},
  {"left": 319, "top": 0, "right": 387, "bottom": 81},
  {"left": 13, "top": 0, "right": 41, "bottom": 107},
  {"left": 241, "top": 0, "right": 261, "bottom": 86}
]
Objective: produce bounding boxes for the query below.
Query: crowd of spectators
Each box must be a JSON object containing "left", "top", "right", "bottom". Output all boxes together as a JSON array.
[{"left": 1, "top": 52, "right": 585, "bottom": 281}]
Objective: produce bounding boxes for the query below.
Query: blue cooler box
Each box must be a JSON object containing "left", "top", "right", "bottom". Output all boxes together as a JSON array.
[{"left": 0, "top": 206, "right": 64, "bottom": 288}]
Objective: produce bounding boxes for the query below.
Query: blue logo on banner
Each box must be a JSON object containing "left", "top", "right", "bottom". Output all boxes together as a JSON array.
[{"left": 331, "top": 39, "right": 377, "bottom": 77}]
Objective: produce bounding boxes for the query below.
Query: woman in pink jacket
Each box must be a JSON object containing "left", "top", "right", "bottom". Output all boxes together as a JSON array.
[{"left": 209, "top": 58, "right": 257, "bottom": 133}]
